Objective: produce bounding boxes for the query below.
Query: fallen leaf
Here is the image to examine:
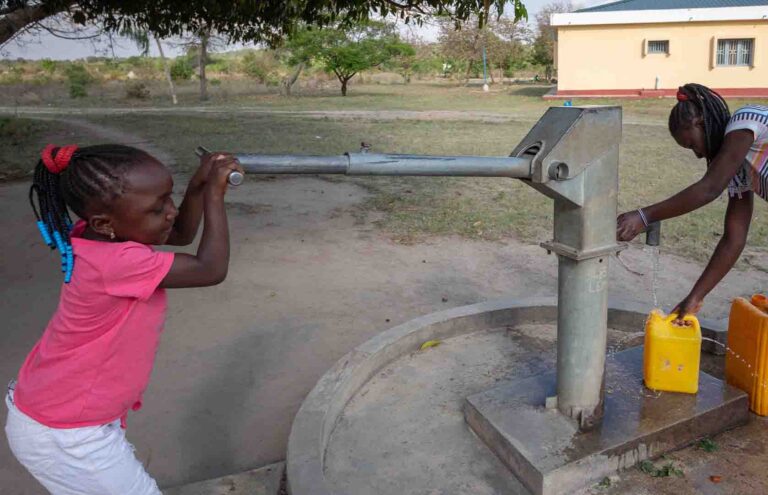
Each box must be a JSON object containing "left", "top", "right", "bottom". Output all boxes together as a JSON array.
[
  {"left": 420, "top": 340, "right": 441, "bottom": 351},
  {"left": 709, "top": 475, "right": 722, "bottom": 483}
]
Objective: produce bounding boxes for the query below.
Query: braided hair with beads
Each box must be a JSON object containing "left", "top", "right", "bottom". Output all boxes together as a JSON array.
[
  {"left": 29, "top": 144, "right": 155, "bottom": 282},
  {"left": 668, "top": 83, "right": 731, "bottom": 163}
]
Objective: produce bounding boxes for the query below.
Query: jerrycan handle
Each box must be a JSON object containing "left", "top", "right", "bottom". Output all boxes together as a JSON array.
[{"left": 664, "top": 312, "right": 698, "bottom": 329}]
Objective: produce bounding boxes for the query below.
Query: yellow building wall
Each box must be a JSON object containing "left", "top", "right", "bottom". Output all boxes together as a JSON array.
[{"left": 556, "top": 21, "right": 768, "bottom": 91}]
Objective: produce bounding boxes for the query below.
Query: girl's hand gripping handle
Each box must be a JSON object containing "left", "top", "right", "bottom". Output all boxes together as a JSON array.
[{"left": 195, "top": 146, "right": 244, "bottom": 186}]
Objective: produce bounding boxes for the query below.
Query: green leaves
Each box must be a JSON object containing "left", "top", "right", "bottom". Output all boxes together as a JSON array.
[
  {"left": 286, "top": 22, "right": 414, "bottom": 95},
  {"left": 3, "top": 1, "right": 530, "bottom": 47}
]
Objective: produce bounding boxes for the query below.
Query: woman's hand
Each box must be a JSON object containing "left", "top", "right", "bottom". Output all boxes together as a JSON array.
[
  {"left": 616, "top": 210, "right": 646, "bottom": 242},
  {"left": 672, "top": 294, "right": 703, "bottom": 323}
]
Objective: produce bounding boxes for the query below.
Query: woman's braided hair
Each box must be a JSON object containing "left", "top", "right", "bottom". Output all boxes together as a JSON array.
[
  {"left": 29, "top": 144, "right": 153, "bottom": 282},
  {"left": 668, "top": 83, "right": 731, "bottom": 162}
]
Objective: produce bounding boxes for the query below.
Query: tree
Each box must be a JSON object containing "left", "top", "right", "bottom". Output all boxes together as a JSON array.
[
  {"left": 531, "top": 1, "right": 571, "bottom": 82},
  {"left": 287, "top": 22, "right": 415, "bottom": 96},
  {"left": 155, "top": 36, "right": 177, "bottom": 104},
  {"left": 438, "top": 15, "right": 530, "bottom": 84},
  {"left": 1, "top": 1, "right": 528, "bottom": 48},
  {"left": 173, "top": 27, "right": 225, "bottom": 101},
  {"left": 279, "top": 28, "right": 316, "bottom": 96},
  {"left": 122, "top": 26, "right": 177, "bottom": 104}
]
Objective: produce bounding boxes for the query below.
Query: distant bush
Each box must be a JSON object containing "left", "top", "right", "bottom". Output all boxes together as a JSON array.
[
  {"left": 65, "top": 64, "right": 92, "bottom": 98},
  {"left": 170, "top": 58, "right": 194, "bottom": 80},
  {"left": 240, "top": 50, "right": 279, "bottom": 83},
  {"left": 207, "top": 60, "right": 234, "bottom": 74},
  {"left": 40, "top": 59, "right": 57, "bottom": 74},
  {"left": 210, "top": 78, "right": 222, "bottom": 86},
  {"left": 125, "top": 81, "right": 150, "bottom": 99},
  {"left": 0, "top": 66, "right": 23, "bottom": 84}
]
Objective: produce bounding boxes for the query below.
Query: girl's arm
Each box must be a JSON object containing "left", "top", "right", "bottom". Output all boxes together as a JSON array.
[
  {"left": 160, "top": 155, "right": 244, "bottom": 288},
  {"left": 165, "top": 157, "right": 215, "bottom": 246},
  {"left": 673, "top": 192, "right": 753, "bottom": 320},
  {"left": 617, "top": 129, "right": 754, "bottom": 241}
]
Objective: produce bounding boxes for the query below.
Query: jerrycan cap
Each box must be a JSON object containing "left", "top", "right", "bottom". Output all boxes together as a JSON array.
[{"left": 751, "top": 294, "right": 768, "bottom": 313}]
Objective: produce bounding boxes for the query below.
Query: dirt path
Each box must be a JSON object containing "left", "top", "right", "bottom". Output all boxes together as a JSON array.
[
  {"left": 1, "top": 120, "right": 763, "bottom": 492},
  {"left": 0, "top": 106, "right": 668, "bottom": 127}
]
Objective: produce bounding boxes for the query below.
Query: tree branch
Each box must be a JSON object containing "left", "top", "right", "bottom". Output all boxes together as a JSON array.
[
  {"left": 1, "top": 3, "right": 67, "bottom": 46},
  {"left": 34, "top": 21, "right": 104, "bottom": 40},
  {"left": 380, "top": 0, "right": 430, "bottom": 16}
]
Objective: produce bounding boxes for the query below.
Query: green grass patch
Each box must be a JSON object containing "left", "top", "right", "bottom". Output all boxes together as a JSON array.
[
  {"left": 698, "top": 438, "right": 718, "bottom": 452},
  {"left": 638, "top": 459, "right": 684, "bottom": 478}
]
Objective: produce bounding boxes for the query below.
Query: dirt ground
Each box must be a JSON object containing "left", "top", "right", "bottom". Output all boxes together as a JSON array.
[{"left": 0, "top": 120, "right": 765, "bottom": 493}]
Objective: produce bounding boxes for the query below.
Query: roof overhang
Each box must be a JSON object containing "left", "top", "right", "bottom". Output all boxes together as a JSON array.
[{"left": 552, "top": 6, "right": 768, "bottom": 27}]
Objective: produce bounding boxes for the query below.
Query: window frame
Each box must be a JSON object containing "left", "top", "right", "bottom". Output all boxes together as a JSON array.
[
  {"left": 716, "top": 38, "right": 755, "bottom": 67},
  {"left": 646, "top": 40, "right": 669, "bottom": 55}
]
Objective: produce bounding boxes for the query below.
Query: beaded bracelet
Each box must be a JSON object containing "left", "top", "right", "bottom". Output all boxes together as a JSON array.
[{"left": 637, "top": 208, "right": 649, "bottom": 229}]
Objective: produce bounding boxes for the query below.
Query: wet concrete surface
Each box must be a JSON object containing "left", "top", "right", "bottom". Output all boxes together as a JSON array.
[
  {"left": 465, "top": 347, "right": 748, "bottom": 495},
  {"left": 323, "top": 323, "right": 765, "bottom": 495}
]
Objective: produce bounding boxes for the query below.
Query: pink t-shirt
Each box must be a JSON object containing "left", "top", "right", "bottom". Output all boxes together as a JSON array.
[{"left": 14, "top": 221, "right": 175, "bottom": 429}]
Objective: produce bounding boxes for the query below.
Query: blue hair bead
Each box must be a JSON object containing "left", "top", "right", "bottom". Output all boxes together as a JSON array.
[
  {"left": 52, "top": 231, "right": 64, "bottom": 253},
  {"left": 36, "top": 221, "right": 54, "bottom": 247},
  {"left": 64, "top": 246, "right": 74, "bottom": 283}
]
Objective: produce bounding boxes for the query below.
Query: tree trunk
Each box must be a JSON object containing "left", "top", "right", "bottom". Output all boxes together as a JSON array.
[
  {"left": 463, "top": 62, "right": 473, "bottom": 85},
  {"left": 0, "top": 4, "right": 62, "bottom": 46},
  {"left": 155, "top": 37, "right": 177, "bottom": 105},
  {"left": 198, "top": 30, "right": 209, "bottom": 101},
  {"left": 341, "top": 78, "right": 348, "bottom": 96},
  {"left": 281, "top": 61, "right": 305, "bottom": 97}
]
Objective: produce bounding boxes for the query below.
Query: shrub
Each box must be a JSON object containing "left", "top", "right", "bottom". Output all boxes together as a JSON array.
[
  {"left": 65, "top": 64, "right": 92, "bottom": 98},
  {"left": 207, "top": 57, "right": 234, "bottom": 74},
  {"left": 240, "top": 50, "right": 280, "bottom": 83},
  {"left": 0, "top": 66, "right": 23, "bottom": 84},
  {"left": 209, "top": 78, "right": 222, "bottom": 86},
  {"left": 170, "top": 58, "right": 194, "bottom": 80},
  {"left": 125, "top": 81, "right": 150, "bottom": 99},
  {"left": 40, "top": 59, "right": 57, "bottom": 74}
]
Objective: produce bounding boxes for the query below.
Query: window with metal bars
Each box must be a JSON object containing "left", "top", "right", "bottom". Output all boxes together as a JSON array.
[
  {"left": 717, "top": 39, "right": 753, "bottom": 66},
  {"left": 647, "top": 40, "right": 669, "bottom": 54}
]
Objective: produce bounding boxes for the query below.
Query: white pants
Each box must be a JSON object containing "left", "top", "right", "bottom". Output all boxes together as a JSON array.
[{"left": 5, "top": 382, "right": 161, "bottom": 495}]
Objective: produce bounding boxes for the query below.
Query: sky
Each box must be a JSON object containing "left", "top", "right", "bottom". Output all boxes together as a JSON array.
[{"left": 0, "top": 0, "right": 611, "bottom": 61}]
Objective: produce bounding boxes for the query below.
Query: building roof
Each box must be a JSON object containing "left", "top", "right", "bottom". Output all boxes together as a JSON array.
[
  {"left": 579, "top": 0, "right": 768, "bottom": 13},
  {"left": 552, "top": 1, "right": 767, "bottom": 26}
]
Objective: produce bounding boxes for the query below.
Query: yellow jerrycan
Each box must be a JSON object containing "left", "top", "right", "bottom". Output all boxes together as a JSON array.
[
  {"left": 643, "top": 310, "right": 702, "bottom": 394},
  {"left": 725, "top": 295, "right": 768, "bottom": 416}
]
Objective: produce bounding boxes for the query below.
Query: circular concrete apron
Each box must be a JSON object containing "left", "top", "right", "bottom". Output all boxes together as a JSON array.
[{"left": 285, "top": 297, "right": 724, "bottom": 495}]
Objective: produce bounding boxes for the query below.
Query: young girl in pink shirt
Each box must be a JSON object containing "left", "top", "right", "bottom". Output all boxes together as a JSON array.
[{"left": 5, "top": 144, "right": 244, "bottom": 494}]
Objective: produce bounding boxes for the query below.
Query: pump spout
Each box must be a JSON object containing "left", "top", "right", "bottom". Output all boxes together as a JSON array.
[{"left": 645, "top": 221, "right": 661, "bottom": 247}]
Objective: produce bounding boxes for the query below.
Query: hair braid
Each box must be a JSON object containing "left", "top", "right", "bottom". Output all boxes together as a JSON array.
[
  {"left": 29, "top": 144, "right": 156, "bottom": 282},
  {"left": 668, "top": 83, "right": 730, "bottom": 162}
]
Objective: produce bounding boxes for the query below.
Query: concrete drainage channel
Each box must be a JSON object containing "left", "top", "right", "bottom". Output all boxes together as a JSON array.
[{"left": 284, "top": 297, "right": 736, "bottom": 495}]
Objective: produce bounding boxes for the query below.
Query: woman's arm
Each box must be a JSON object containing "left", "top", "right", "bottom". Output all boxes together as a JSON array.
[
  {"left": 160, "top": 154, "right": 244, "bottom": 288},
  {"left": 673, "top": 191, "right": 753, "bottom": 320},
  {"left": 617, "top": 129, "right": 753, "bottom": 242}
]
